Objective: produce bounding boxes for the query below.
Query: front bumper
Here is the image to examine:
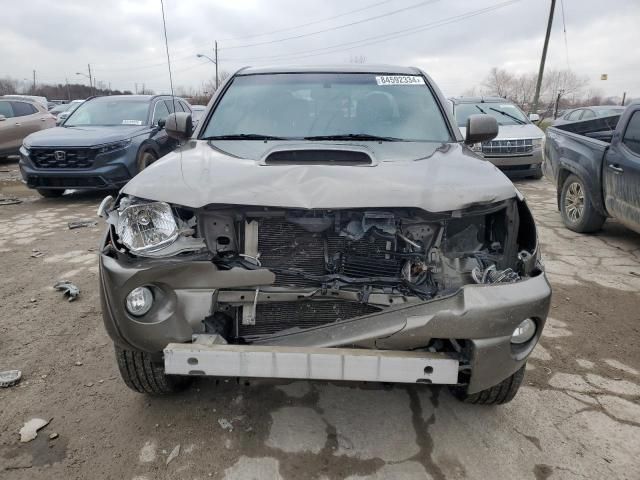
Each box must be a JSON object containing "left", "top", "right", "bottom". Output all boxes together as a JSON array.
[
  {"left": 19, "top": 146, "right": 136, "bottom": 190},
  {"left": 99, "top": 251, "right": 552, "bottom": 393},
  {"left": 484, "top": 149, "right": 543, "bottom": 176}
]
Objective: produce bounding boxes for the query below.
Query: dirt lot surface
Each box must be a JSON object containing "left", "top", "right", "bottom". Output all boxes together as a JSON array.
[{"left": 1, "top": 156, "right": 639, "bottom": 480}]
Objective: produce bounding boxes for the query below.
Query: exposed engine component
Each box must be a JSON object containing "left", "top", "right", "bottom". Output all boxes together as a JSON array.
[{"left": 195, "top": 202, "right": 530, "bottom": 339}]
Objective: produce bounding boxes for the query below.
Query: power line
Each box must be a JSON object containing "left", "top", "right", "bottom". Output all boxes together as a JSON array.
[
  {"left": 91, "top": 0, "right": 394, "bottom": 69},
  {"left": 218, "top": 0, "right": 442, "bottom": 51},
  {"left": 223, "top": 0, "right": 522, "bottom": 63},
  {"left": 217, "top": 0, "right": 394, "bottom": 41}
]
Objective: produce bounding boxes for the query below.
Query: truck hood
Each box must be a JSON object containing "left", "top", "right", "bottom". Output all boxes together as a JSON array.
[
  {"left": 459, "top": 123, "right": 544, "bottom": 140},
  {"left": 123, "top": 140, "right": 518, "bottom": 213},
  {"left": 24, "top": 125, "right": 150, "bottom": 147}
]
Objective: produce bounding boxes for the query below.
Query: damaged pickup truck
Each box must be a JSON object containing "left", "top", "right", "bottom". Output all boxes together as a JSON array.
[{"left": 98, "top": 66, "right": 551, "bottom": 405}]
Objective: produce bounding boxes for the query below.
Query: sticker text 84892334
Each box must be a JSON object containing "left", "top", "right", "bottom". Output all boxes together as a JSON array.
[{"left": 375, "top": 75, "right": 425, "bottom": 86}]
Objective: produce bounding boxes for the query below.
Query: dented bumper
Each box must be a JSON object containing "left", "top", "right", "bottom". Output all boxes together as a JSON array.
[{"left": 100, "top": 250, "right": 551, "bottom": 393}]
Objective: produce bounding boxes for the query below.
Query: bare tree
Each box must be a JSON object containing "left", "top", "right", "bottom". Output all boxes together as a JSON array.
[
  {"left": 204, "top": 70, "right": 231, "bottom": 95},
  {"left": 0, "top": 77, "right": 19, "bottom": 95},
  {"left": 481, "top": 67, "right": 515, "bottom": 99}
]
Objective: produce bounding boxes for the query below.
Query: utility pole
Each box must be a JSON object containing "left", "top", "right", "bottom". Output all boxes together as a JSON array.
[
  {"left": 65, "top": 77, "right": 71, "bottom": 101},
  {"left": 621, "top": 92, "right": 627, "bottom": 106},
  {"left": 32, "top": 70, "right": 36, "bottom": 93},
  {"left": 214, "top": 41, "right": 219, "bottom": 91},
  {"left": 87, "top": 63, "right": 93, "bottom": 95},
  {"left": 532, "top": 0, "right": 556, "bottom": 114}
]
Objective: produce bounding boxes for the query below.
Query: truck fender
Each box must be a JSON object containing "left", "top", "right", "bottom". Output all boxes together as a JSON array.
[{"left": 556, "top": 162, "right": 607, "bottom": 216}]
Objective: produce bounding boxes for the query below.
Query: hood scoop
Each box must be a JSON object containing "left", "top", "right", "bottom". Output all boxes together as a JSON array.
[{"left": 262, "top": 146, "right": 375, "bottom": 166}]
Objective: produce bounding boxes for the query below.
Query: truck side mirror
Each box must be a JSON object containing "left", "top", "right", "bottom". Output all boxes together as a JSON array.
[
  {"left": 165, "top": 112, "right": 193, "bottom": 140},
  {"left": 464, "top": 114, "right": 498, "bottom": 145},
  {"left": 529, "top": 113, "right": 540, "bottom": 122}
]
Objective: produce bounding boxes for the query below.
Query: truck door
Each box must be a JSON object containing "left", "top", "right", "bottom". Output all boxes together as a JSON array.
[{"left": 603, "top": 109, "right": 640, "bottom": 231}]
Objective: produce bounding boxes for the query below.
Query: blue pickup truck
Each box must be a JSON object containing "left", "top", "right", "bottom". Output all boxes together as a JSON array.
[{"left": 543, "top": 102, "right": 640, "bottom": 234}]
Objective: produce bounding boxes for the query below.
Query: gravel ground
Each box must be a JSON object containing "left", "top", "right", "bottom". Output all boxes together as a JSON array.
[{"left": 1, "top": 156, "right": 639, "bottom": 480}]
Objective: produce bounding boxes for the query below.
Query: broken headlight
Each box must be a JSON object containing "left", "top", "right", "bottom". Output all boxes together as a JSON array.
[{"left": 116, "top": 201, "right": 179, "bottom": 254}]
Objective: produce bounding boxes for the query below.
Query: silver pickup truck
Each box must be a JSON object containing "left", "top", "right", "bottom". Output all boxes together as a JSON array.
[
  {"left": 98, "top": 65, "right": 551, "bottom": 405},
  {"left": 544, "top": 102, "right": 640, "bottom": 234}
]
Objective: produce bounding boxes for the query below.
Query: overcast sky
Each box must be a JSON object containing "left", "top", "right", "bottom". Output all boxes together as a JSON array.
[{"left": 2, "top": 0, "right": 638, "bottom": 97}]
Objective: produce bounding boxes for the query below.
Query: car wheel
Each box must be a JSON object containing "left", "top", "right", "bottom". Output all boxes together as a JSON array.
[
  {"left": 115, "top": 345, "right": 191, "bottom": 395},
  {"left": 136, "top": 149, "right": 158, "bottom": 173},
  {"left": 450, "top": 364, "right": 526, "bottom": 405},
  {"left": 560, "top": 174, "right": 605, "bottom": 233},
  {"left": 530, "top": 166, "right": 543, "bottom": 180},
  {"left": 36, "top": 189, "right": 64, "bottom": 198}
]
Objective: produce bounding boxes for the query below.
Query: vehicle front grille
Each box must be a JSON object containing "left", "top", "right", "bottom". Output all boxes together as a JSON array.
[
  {"left": 256, "top": 217, "right": 399, "bottom": 288},
  {"left": 30, "top": 148, "right": 96, "bottom": 168},
  {"left": 482, "top": 139, "right": 533, "bottom": 156},
  {"left": 239, "top": 300, "right": 382, "bottom": 336}
]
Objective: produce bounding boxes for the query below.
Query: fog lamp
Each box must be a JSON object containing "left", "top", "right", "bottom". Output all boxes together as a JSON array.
[
  {"left": 125, "top": 287, "right": 153, "bottom": 316},
  {"left": 511, "top": 318, "right": 536, "bottom": 344}
]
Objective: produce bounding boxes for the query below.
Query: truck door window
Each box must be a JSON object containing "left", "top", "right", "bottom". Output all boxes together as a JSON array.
[
  {"left": 622, "top": 111, "right": 640, "bottom": 156},
  {"left": 0, "top": 101, "right": 15, "bottom": 118},
  {"left": 566, "top": 110, "right": 581, "bottom": 121}
]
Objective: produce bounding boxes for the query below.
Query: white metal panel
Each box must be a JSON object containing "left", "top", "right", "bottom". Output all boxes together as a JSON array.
[{"left": 164, "top": 341, "right": 459, "bottom": 384}]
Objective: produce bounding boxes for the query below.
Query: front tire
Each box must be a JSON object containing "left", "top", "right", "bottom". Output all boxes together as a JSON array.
[
  {"left": 450, "top": 364, "right": 526, "bottom": 405},
  {"left": 136, "top": 149, "right": 158, "bottom": 173},
  {"left": 560, "top": 174, "right": 605, "bottom": 233},
  {"left": 115, "top": 346, "right": 191, "bottom": 395},
  {"left": 37, "top": 188, "right": 64, "bottom": 198}
]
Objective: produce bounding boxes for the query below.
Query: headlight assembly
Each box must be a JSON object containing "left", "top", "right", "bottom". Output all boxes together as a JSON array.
[
  {"left": 116, "top": 201, "right": 178, "bottom": 254},
  {"left": 97, "top": 138, "right": 132, "bottom": 154},
  {"left": 532, "top": 138, "right": 543, "bottom": 148}
]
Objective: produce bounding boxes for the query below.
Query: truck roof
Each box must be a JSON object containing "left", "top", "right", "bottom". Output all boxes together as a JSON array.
[{"left": 237, "top": 64, "right": 422, "bottom": 75}]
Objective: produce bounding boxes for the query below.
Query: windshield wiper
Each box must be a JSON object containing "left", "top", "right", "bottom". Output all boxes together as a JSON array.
[
  {"left": 474, "top": 105, "right": 488, "bottom": 114},
  {"left": 303, "top": 134, "right": 403, "bottom": 142},
  {"left": 203, "top": 134, "right": 288, "bottom": 140},
  {"left": 489, "top": 107, "right": 526, "bottom": 125}
]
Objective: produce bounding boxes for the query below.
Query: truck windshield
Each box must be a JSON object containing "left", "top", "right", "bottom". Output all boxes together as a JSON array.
[
  {"left": 455, "top": 102, "right": 528, "bottom": 127},
  {"left": 64, "top": 99, "right": 149, "bottom": 127},
  {"left": 201, "top": 73, "right": 451, "bottom": 142}
]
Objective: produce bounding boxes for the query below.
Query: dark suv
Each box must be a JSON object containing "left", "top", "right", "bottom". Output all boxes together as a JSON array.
[{"left": 19, "top": 95, "right": 191, "bottom": 197}]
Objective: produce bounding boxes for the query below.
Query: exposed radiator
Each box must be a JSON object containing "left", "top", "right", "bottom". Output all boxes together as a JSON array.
[
  {"left": 256, "top": 217, "right": 400, "bottom": 287},
  {"left": 239, "top": 300, "right": 381, "bottom": 337}
]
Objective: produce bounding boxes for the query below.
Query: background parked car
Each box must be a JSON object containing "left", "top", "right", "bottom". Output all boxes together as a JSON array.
[
  {"left": 553, "top": 106, "right": 625, "bottom": 125},
  {"left": 53, "top": 99, "right": 85, "bottom": 125},
  {"left": 544, "top": 103, "right": 639, "bottom": 234},
  {"left": 19, "top": 94, "right": 191, "bottom": 197},
  {"left": 2, "top": 94, "right": 49, "bottom": 109},
  {"left": 0, "top": 98, "right": 56, "bottom": 159},
  {"left": 451, "top": 96, "right": 545, "bottom": 179},
  {"left": 189, "top": 104, "right": 206, "bottom": 125}
]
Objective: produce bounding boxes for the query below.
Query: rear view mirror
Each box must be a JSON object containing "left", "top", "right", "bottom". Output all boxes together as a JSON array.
[
  {"left": 529, "top": 113, "right": 540, "bottom": 122},
  {"left": 157, "top": 118, "right": 166, "bottom": 129},
  {"left": 464, "top": 114, "right": 498, "bottom": 145},
  {"left": 165, "top": 112, "right": 193, "bottom": 140}
]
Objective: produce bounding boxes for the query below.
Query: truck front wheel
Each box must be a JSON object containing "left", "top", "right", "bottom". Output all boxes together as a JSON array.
[
  {"left": 560, "top": 174, "right": 605, "bottom": 233},
  {"left": 115, "top": 346, "right": 191, "bottom": 395},
  {"left": 450, "top": 364, "right": 526, "bottom": 405}
]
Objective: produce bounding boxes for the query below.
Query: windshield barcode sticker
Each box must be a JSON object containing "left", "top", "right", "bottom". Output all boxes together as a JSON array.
[
  {"left": 376, "top": 75, "right": 425, "bottom": 86},
  {"left": 122, "top": 120, "right": 143, "bottom": 125}
]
